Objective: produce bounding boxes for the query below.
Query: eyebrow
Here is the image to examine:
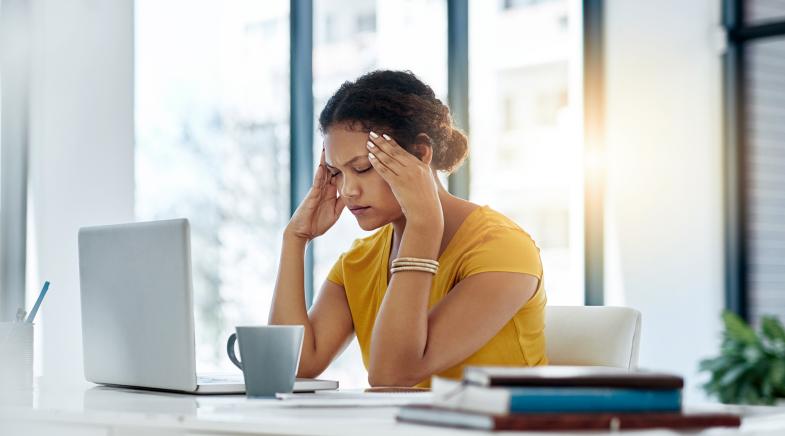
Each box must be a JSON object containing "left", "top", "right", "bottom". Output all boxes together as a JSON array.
[{"left": 325, "top": 155, "right": 369, "bottom": 169}]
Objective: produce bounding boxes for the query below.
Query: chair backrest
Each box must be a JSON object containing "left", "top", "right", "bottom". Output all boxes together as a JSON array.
[{"left": 544, "top": 306, "right": 641, "bottom": 369}]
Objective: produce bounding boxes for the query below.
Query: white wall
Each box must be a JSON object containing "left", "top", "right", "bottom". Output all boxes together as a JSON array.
[
  {"left": 27, "top": 0, "right": 134, "bottom": 385},
  {"left": 604, "top": 0, "right": 724, "bottom": 400}
]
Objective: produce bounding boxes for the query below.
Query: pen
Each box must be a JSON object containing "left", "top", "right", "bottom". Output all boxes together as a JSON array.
[{"left": 26, "top": 281, "right": 50, "bottom": 324}]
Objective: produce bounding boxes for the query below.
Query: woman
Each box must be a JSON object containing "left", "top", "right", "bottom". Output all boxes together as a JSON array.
[{"left": 269, "top": 70, "right": 547, "bottom": 388}]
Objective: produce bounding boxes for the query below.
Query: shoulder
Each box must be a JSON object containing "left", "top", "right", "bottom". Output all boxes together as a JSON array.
[
  {"left": 456, "top": 206, "right": 542, "bottom": 279},
  {"left": 469, "top": 206, "right": 539, "bottom": 247}
]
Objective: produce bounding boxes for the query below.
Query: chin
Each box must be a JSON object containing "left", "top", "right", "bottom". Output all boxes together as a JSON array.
[
  {"left": 354, "top": 208, "right": 402, "bottom": 232},
  {"left": 356, "top": 217, "right": 382, "bottom": 231},
  {"left": 355, "top": 212, "right": 394, "bottom": 232}
]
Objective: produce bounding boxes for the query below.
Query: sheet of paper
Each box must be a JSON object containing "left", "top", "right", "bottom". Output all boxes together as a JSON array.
[{"left": 274, "top": 390, "right": 433, "bottom": 407}]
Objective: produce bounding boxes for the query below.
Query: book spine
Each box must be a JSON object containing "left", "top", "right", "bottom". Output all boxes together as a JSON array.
[
  {"left": 507, "top": 388, "right": 681, "bottom": 413},
  {"left": 486, "top": 378, "right": 684, "bottom": 389},
  {"left": 491, "top": 413, "right": 741, "bottom": 431},
  {"left": 397, "top": 408, "right": 741, "bottom": 432}
]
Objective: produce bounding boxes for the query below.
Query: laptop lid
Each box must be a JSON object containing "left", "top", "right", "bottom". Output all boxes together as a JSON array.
[{"left": 78, "top": 218, "right": 198, "bottom": 392}]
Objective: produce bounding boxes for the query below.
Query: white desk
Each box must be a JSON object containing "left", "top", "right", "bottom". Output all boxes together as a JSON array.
[{"left": 3, "top": 382, "right": 785, "bottom": 436}]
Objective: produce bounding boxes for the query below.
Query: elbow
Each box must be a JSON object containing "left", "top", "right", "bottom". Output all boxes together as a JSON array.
[
  {"left": 295, "top": 353, "right": 325, "bottom": 379},
  {"left": 368, "top": 373, "right": 412, "bottom": 388},
  {"left": 296, "top": 363, "right": 322, "bottom": 380},
  {"left": 367, "top": 364, "right": 427, "bottom": 388}
]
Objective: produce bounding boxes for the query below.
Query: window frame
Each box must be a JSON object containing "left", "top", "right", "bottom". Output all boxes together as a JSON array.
[
  {"left": 0, "top": 0, "right": 31, "bottom": 322},
  {"left": 723, "top": 0, "right": 785, "bottom": 320},
  {"left": 583, "top": 0, "right": 604, "bottom": 306}
]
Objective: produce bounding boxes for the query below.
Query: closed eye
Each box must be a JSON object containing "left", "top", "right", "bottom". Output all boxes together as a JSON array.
[{"left": 328, "top": 167, "right": 371, "bottom": 178}]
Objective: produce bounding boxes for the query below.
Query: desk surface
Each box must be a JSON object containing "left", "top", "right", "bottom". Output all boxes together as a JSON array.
[{"left": 3, "top": 381, "right": 785, "bottom": 436}]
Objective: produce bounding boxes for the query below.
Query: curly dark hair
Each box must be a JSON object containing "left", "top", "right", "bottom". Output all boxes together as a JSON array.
[{"left": 318, "top": 70, "right": 469, "bottom": 174}]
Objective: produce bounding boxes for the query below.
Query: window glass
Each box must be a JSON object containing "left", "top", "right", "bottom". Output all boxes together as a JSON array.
[
  {"left": 135, "top": 0, "right": 290, "bottom": 371},
  {"left": 312, "top": 0, "right": 447, "bottom": 387},
  {"left": 745, "top": 0, "right": 785, "bottom": 26},
  {"left": 744, "top": 37, "right": 785, "bottom": 325},
  {"left": 469, "top": 0, "right": 584, "bottom": 305}
]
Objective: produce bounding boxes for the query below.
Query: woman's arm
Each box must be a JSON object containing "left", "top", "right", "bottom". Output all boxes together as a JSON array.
[
  {"left": 369, "top": 262, "right": 538, "bottom": 386},
  {"left": 367, "top": 222, "right": 439, "bottom": 385},
  {"left": 268, "top": 150, "right": 352, "bottom": 378},
  {"left": 365, "top": 132, "right": 538, "bottom": 386},
  {"left": 268, "top": 233, "right": 354, "bottom": 378}
]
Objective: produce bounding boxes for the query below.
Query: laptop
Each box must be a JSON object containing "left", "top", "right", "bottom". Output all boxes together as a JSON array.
[{"left": 78, "top": 218, "right": 338, "bottom": 394}]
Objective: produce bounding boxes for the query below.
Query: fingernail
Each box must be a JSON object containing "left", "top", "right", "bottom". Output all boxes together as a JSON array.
[
  {"left": 382, "top": 134, "right": 391, "bottom": 141},
  {"left": 369, "top": 131, "right": 379, "bottom": 139},
  {"left": 368, "top": 153, "right": 375, "bottom": 160},
  {"left": 366, "top": 141, "right": 375, "bottom": 149}
]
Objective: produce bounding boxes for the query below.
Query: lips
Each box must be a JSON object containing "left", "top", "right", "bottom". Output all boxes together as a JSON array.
[{"left": 348, "top": 206, "right": 371, "bottom": 216}]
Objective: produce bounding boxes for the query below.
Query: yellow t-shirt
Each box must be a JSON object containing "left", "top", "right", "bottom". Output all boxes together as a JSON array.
[{"left": 326, "top": 205, "right": 548, "bottom": 387}]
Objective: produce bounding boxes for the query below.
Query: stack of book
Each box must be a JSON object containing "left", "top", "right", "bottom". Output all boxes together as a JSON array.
[{"left": 397, "top": 366, "right": 742, "bottom": 431}]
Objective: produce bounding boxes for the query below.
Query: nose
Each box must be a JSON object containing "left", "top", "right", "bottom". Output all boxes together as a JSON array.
[{"left": 340, "top": 174, "right": 361, "bottom": 199}]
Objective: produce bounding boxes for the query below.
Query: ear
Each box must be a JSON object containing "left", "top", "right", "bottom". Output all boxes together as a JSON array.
[{"left": 412, "top": 133, "right": 433, "bottom": 166}]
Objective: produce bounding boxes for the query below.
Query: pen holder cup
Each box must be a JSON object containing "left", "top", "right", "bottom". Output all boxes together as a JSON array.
[{"left": 0, "top": 322, "right": 33, "bottom": 390}]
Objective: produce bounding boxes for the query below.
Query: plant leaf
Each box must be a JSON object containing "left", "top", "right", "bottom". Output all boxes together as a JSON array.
[
  {"left": 761, "top": 316, "right": 785, "bottom": 342},
  {"left": 743, "top": 344, "right": 763, "bottom": 363},
  {"left": 719, "top": 364, "right": 749, "bottom": 386},
  {"left": 699, "top": 356, "right": 731, "bottom": 372},
  {"left": 770, "top": 359, "right": 785, "bottom": 387},
  {"left": 723, "top": 311, "right": 758, "bottom": 345}
]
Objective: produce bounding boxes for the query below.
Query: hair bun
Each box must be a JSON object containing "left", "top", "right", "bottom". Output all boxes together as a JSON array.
[{"left": 433, "top": 127, "right": 468, "bottom": 173}]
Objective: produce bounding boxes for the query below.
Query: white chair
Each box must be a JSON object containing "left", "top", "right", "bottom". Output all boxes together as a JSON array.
[{"left": 544, "top": 306, "right": 641, "bottom": 369}]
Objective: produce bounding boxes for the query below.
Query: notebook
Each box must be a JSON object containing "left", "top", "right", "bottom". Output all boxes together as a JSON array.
[
  {"left": 463, "top": 365, "right": 684, "bottom": 389},
  {"left": 397, "top": 405, "right": 742, "bottom": 431}
]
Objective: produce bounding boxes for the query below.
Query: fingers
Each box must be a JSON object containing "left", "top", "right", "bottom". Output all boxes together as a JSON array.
[
  {"left": 324, "top": 173, "right": 338, "bottom": 197},
  {"left": 310, "top": 151, "right": 333, "bottom": 200},
  {"left": 367, "top": 131, "right": 410, "bottom": 168},
  {"left": 333, "top": 195, "right": 346, "bottom": 216},
  {"left": 368, "top": 149, "right": 397, "bottom": 178},
  {"left": 367, "top": 131, "right": 409, "bottom": 176},
  {"left": 315, "top": 149, "right": 335, "bottom": 186},
  {"left": 312, "top": 162, "right": 325, "bottom": 187}
]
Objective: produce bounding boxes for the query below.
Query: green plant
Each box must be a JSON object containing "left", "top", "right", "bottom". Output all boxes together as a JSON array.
[{"left": 699, "top": 311, "right": 785, "bottom": 405}]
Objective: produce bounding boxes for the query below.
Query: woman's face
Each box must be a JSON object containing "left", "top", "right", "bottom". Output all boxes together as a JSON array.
[{"left": 323, "top": 124, "right": 403, "bottom": 231}]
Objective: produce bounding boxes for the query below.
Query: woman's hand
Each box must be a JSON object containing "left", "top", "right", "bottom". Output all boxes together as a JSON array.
[
  {"left": 367, "top": 132, "right": 443, "bottom": 232},
  {"left": 285, "top": 150, "right": 346, "bottom": 241}
]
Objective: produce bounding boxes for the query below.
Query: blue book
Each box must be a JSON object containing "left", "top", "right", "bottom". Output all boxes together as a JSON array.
[
  {"left": 432, "top": 378, "right": 682, "bottom": 415},
  {"left": 507, "top": 387, "right": 681, "bottom": 413}
]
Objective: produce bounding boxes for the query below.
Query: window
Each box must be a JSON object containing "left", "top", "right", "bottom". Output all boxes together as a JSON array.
[
  {"left": 745, "top": 0, "right": 785, "bottom": 25},
  {"left": 741, "top": 37, "right": 785, "bottom": 323},
  {"left": 135, "top": 0, "right": 592, "bottom": 384},
  {"left": 503, "top": 0, "right": 560, "bottom": 11},
  {"left": 135, "top": 0, "right": 290, "bottom": 371},
  {"left": 725, "top": 0, "right": 785, "bottom": 323},
  {"left": 469, "top": 0, "right": 584, "bottom": 305},
  {"left": 0, "top": 0, "right": 31, "bottom": 322},
  {"left": 311, "top": 0, "right": 447, "bottom": 388}
]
